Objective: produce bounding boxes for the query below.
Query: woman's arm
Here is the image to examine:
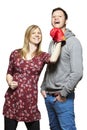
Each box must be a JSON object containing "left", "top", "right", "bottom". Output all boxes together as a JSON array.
[
  {"left": 49, "top": 42, "right": 61, "bottom": 62},
  {"left": 6, "top": 74, "right": 18, "bottom": 90},
  {"left": 6, "top": 74, "right": 13, "bottom": 85},
  {"left": 49, "top": 28, "right": 65, "bottom": 63}
]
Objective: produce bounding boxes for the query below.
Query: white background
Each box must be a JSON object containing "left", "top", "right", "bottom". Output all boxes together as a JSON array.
[{"left": 0, "top": 0, "right": 87, "bottom": 130}]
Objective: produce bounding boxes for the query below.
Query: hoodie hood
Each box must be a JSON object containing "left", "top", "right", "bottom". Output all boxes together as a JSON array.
[{"left": 65, "top": 28, "right": 75, "bottom": 39}]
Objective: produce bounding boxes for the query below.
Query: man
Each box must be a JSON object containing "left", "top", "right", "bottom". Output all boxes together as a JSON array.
[{"left": 41, "top": 7, "right": 83, "bottom": 130}]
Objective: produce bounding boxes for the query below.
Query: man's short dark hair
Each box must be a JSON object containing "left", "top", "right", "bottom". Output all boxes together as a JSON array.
[{"left": 52, "top": 7, "right": 68, "bottom": 20}]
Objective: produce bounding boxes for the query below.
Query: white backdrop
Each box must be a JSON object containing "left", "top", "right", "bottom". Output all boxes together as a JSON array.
[{"left": 0, "top": 0, "right": 87, "bottom": 130}]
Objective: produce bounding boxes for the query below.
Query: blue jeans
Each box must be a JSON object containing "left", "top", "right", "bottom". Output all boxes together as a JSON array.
[{"left": 45, "top": 93, "right": 76, "bottom": 130}]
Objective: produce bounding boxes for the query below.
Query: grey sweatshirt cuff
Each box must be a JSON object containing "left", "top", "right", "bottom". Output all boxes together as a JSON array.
[
  {"left": 60, "top": 87, "right": 68, "bottom": 97},
  {"left": 40, "top": 87, "right": 45, "bottom": 92}
]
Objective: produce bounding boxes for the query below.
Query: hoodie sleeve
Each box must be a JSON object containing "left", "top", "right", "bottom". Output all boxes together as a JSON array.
[{"left": 60, "top": 37, "right": 83, "bottom": 97}]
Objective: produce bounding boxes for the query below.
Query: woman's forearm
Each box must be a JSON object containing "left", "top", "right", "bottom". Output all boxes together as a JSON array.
[
  {"left": 6, "top": 74, "right": 13, "bottom": 85},
  {"left": 49, "top": 42, "right": 61, "bottom": 62}
]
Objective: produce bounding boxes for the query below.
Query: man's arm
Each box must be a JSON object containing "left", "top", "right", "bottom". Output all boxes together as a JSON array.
[{"left": 60, "top": 38, "right": 83, "bottom": 97}]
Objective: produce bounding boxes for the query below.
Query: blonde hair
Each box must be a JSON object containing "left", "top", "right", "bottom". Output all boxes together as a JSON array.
[{"left": 20, "top": 25, "right": 42, "bottom": 59}]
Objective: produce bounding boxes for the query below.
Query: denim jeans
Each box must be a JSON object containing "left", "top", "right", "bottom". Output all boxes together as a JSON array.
[{"left": 45, "top": 93, "right": 76, "bottom": 130}]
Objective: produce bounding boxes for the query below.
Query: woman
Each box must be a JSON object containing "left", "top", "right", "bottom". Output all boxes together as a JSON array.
[{"left": 3, "top": 25, "right": 63, "bottom": 130}]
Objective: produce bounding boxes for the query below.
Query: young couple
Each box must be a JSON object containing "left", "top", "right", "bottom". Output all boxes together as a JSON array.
[{"left": 3, "top": 7, "right": 83, "bottom": 130}]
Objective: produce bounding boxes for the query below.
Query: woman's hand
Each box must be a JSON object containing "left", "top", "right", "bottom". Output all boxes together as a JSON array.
[
  {"left": 9, "top": 81, "right": 18, "bottom": 90},
  {"left": 6, "top": 74, "right": 18, "bottom": 90}
]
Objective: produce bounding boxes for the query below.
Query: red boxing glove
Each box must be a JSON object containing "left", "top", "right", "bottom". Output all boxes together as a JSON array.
[{"left": 50, "top": 28, "right": 65, "bottom": 43}]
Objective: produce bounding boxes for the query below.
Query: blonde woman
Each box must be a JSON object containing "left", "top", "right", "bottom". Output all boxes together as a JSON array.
[{"left": 3, "top": 25, "right": 64, "bottom": 130}]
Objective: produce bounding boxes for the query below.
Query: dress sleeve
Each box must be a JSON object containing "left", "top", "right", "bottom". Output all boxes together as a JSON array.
[
  {"left": 7, "top": 50, "right": 15, "bottom": 76},
  {"left": 42, "top": 52, "right": 51, "bottom": 64}
]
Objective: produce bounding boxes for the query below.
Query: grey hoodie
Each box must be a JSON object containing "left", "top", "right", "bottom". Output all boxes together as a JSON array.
[{"left": 41, "top": 29, "right": 83, "bottom": 97}]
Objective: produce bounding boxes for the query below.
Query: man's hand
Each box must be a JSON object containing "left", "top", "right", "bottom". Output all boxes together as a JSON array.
[
  {"left": 41, "top": 90, "right": 47, "bottom": 98},
  {"left": 54, "top": 94, "right": 66, "bottom": 102}
]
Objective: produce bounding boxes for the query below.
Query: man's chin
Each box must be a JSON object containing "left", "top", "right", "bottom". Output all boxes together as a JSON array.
[{"left": 54, "top": 25, "right": 60, "bottom": 28}]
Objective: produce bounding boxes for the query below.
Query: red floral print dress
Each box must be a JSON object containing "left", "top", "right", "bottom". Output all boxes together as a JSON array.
[{"left": 3, "top": 49, "right": 50, "bottom": 122}]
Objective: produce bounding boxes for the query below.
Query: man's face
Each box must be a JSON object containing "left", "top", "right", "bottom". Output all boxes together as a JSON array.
[{"left": 51, "top": 10, "right": 67, "bottom": 29}]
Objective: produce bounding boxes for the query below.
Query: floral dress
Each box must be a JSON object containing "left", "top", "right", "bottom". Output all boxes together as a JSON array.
[{"left": 3, "top": 49, "right": 50, "bottom": 122}]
